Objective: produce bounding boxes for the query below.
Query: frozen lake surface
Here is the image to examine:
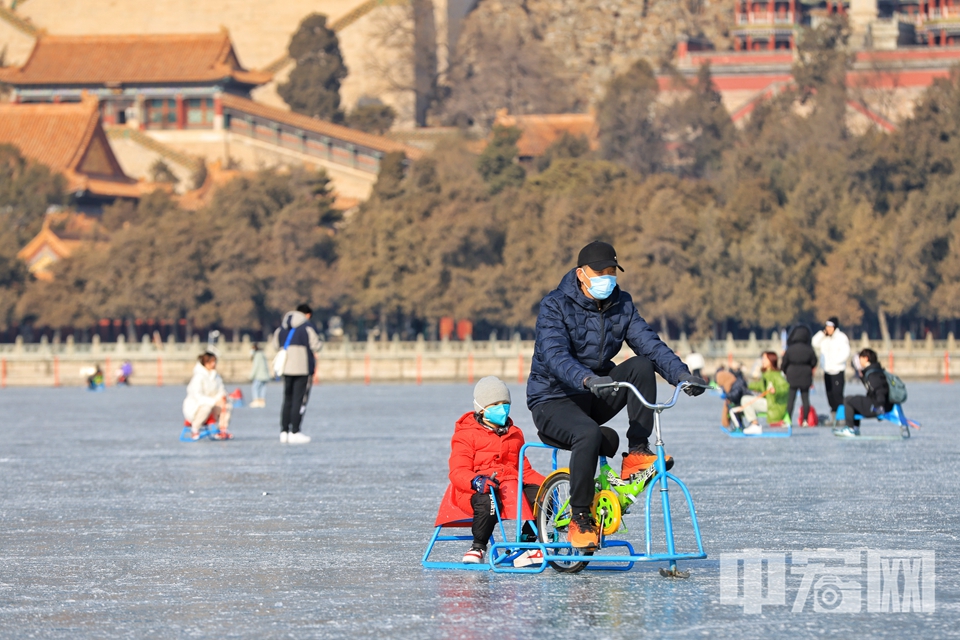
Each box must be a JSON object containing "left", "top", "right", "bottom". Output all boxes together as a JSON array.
[{"left": 1, "top": 381, "right": 958, "bottom": 638}]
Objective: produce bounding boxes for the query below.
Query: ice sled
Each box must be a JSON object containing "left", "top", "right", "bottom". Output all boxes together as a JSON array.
[
  {"left": 717, "top": 393, "right": 792, "bottom": 438},
  {"left": 179, "top": 413, "right": 222, "bottom": 442},
  {"left": 834, "top": 404, "right": 917, "bottom": 440}
]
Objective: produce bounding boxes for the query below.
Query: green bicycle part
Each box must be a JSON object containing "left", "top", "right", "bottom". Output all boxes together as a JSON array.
[{"left": 592, "top": 490, "right": 622, "bottom": 535}]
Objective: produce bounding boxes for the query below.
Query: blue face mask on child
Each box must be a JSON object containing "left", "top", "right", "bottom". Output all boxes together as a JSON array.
[
  {"left": 585, "top": 274, "right": 617, "bottom": 300},
  {"left": 484, "top": 403, "right": 510, "bottom": 427},
  {"left": 476, "top": 401, "right": 511, "bottom": 429}
]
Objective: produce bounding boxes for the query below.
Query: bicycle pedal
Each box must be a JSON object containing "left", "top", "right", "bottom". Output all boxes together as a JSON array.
[{"left": 629, "top": 466, "right": 657, "bottom": 486}]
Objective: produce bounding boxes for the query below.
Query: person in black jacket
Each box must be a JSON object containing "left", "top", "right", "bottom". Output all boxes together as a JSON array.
[
  {"left": 780, "top": 324, "right": 818, "bottom": 426},
  {"left": 836, "top": 348, "right": 893, "bottom": 436},
  {"left": 527, "top": 241, "right": 706, "bottom": 550}
]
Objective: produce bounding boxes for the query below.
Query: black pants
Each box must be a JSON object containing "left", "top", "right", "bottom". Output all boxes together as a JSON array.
[
  {"left": 844, "top": 395, "right": 882, "bottom": 428},
  {"left": 531, "top": 356, "right": 655, "bottom": 513},
  {"left": 824, "top": 372, "right": 846, "bottom": 412},
  {"left": 786, "top": 386, "right": 810, "bottom": 423},
  {"left": 472, "top": 484, "right": 540, "bottom": 546},
  {"left": 280, "top": 375, "right": 311, "bottom": 434}
]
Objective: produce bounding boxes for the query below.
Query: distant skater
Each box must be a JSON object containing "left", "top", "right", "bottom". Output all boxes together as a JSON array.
[
  {"left": 182, "top": 352, "right": 232, "bottom": 440},
  {"left": 272, "top": 304, "right": 323, "bottom": 444},
  {"left": 781, "top": 325, "right": 817, "bottom": 426},
  {"left": 249, "top": 343, "right": 270, "bottom": 408},
  {"left": 835, "top": 349, "right": 893, "bottom": 437},
  {"left": 812, "top": 317, "right": 850, "bottom": 426},
  {"left": 87, "top": 364, "right": 104, "bottom": 390}
]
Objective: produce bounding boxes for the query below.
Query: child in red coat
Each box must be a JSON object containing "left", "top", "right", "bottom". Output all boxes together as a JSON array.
[{"left": 449, "top": 376, "right": 545, "bottom": 565}]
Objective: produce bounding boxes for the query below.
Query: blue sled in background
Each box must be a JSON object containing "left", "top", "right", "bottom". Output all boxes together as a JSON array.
[{"left": 833, "top": 404, "right": 919, "bottom": 440}]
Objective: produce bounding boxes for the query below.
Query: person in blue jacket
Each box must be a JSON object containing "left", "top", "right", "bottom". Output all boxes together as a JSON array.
[{"left": 527, "top": 241, "right": 706, "bottom": 550}]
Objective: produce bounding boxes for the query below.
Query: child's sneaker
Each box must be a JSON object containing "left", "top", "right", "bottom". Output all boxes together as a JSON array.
[
  {"left": 513, "top": 548, "right": 544, "bottom": 567},
  {"left": 190, "top": 429, "right": 201, "bottom": 441},
  {"left": 462, "top": 545, "right": 485, "bottom": 564},
  {"left": 743, "top": 422, "right": 762, "bottom": 435},
  {"left": 832, "top": 426, "right": 860, "bottom": 437},
  {"left": 280, "top": 431, "right": 288, "bottom": 443},
  {"left": 287, "top": 432, "right": 311, "bottom": 444}
]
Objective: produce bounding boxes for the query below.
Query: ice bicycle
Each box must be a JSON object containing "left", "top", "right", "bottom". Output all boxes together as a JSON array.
[{"left": 422, "top": 381, "right": 706, "bottom": 576}]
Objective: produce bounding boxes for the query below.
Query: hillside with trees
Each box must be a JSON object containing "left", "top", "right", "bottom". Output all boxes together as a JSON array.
[{"left": 4, "top": 20, "right": 960, "bottom": 343}]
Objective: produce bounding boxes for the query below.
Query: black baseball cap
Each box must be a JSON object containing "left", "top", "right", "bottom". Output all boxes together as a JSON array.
[{"left": 577, "top": 241, "right": 623, "bottom": 272}]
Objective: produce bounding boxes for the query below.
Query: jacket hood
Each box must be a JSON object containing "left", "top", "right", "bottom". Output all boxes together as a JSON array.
[
  {"left": 788, "top": 324, "right": 812, "bottom": 345},
  {"left": 192, "top": 362, "right": 217, "bottom": 378},
  {"left": 455, "top": 411, "right": 515, "bottom": 435},
  {"left": 558, "top": 268, "right": 621, "bottom": 310},
  {"left": 282, "top": 310, "right": 308, "bottom": 330}
]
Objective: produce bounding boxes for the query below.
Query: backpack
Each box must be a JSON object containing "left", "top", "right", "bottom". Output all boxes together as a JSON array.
[
  {"left": 884, "top": 371, "right": 908, "bottom": 404},
  {"left": 272, "top": 324, "right": 298, "bottom": 377}
]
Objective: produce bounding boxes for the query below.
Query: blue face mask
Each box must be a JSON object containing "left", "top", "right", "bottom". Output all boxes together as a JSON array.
[
  {"left": 482, "top": 403, "right": 510, "bottom": 427},
  {"left": 586, "top": 274, "right": 617, "bottom": 300}
]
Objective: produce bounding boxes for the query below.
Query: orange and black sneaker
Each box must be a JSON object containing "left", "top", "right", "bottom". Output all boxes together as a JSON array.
[
  {"left": 621, "top": 444, "right": 674, "bottom": 480},
  {"left": 567, "top": 512, "right": 600, "bottom": 550}
]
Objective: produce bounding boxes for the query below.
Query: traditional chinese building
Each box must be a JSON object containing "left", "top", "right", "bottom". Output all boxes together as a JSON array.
[
  {"left": 491, "top": 110, "right": 598, "bottom": 163},
  {"left": 16, "top": 211, "right": 110, "bottom": 281},
  {"left": 0, "top": 32, "right": 270, "bottom": 129},
  {"left": 0, "top": 31, "right": 421, "bottom": 199},
  {"left": 0, "top": 95, "right": 144, "bottom": 206}
]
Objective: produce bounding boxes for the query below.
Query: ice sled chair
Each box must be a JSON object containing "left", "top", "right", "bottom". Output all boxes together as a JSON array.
[
  {"left": 179, "top": 413, "right": 221, "bottom": 442},
  {"left": 835, "top": 403, "right": 918, "bottom": 439},
  {"left": 421, "top": 483, "right": 547, "bottom": 573},
  {"left": 718, "top": 396, "right": 792, "bottom": 438}
]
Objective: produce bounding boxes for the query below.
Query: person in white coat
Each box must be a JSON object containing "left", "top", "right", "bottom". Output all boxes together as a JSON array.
[
  {"left": 811, "top": 317, "right": 851, "bottom": 426},
  {"left": 182, "top": 352, "right": 231, "bottom": 440}
]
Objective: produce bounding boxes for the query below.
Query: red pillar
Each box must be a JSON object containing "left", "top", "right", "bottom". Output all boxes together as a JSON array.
[
  {"left": 175, "top": 94, "right": 185, "bottom": 130},
  {"left": 769, "top": 34, "right": 776, "bottom": 50},
  {"left": 747, "top": 35, "right": 753, "bottom": 50},
  {"left": 789, "top": 0, "right": 795, "bottom": 19}
]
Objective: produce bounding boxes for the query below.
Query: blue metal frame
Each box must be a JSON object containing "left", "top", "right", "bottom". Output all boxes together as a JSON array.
[
  {"left": 422, "top": 489, "right": 535, "bottom": 571},
  {"left": 423, "top": 383, "right": 708, "bottom": 574},
  {"left": 835, "top": 404, "right": 915, "bottom": 438},
  {"left": 719, "top": 421, "right": 792, "bottom": 438},
  {"left": 179, "top": 425, "right": 221, "bottom": 442}
]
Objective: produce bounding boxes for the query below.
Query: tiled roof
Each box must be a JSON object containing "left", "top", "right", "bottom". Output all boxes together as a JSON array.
[
  {"left": 0, "top": 32, "right": 271, "bottom": 87},
  {"left": 0, "top": 97, "right": 100, "bottom": 174},
  {"left": 492, "top": 110, "right": 599, "bottom": 157},
  {"left": 17, "top": 212, "right": 109, "bottom": 279},
  {"left": 0, "top": 95, "right": 144, "bottom": 198},
  {"left": 220, "top": 94, "right": 423, "bottom": 159}
]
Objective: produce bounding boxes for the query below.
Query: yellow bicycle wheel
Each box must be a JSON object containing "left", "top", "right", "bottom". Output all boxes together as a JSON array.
[{"left": 592, "top": 490, "right": 622, "bottom": 536}]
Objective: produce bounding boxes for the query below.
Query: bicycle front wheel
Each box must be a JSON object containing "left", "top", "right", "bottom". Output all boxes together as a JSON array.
[{"left": 536, "top": 471, "right": 590, "bottom": 573}]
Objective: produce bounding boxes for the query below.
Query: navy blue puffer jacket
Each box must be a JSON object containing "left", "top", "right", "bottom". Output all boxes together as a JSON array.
[{"left": 526, "top": 269, "right": 690, "bottom": 409}]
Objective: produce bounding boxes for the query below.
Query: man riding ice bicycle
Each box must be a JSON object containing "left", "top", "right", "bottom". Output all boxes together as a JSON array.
[{"left": 527, "top": 241, "right": 706, "bottom": 550}]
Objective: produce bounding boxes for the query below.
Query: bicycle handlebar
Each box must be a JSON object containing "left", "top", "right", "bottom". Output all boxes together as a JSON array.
[{"left": 593, "top": 380, "right": 706, "bottom": 411}]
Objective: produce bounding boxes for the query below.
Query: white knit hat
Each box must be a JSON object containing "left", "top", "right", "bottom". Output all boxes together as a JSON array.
[{"left": 473, "top": 376, "right": 511, "bottom": 409}]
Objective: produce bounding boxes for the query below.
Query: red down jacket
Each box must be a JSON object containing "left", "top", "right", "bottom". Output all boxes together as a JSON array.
[{"left": 447, "top": 411, "right": 546, "bottom": 520}]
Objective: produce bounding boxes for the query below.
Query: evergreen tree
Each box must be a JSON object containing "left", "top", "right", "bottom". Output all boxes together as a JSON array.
[
  {"left": 670, "top": 63, "right": 736, "bottom": 178},
  {"left": 476, "top": 126, "right": 526, "bottom": 194},
  {"left": 278, "top": 13, "right": 348, "bottom": 122},
  {"left": 597, "top": 60, "right": 664, "bottom": 175}
]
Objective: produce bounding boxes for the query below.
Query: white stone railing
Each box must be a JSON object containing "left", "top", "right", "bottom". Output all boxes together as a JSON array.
[{"left": 0, "top": 332, "right": 956, "bottom": 386}]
